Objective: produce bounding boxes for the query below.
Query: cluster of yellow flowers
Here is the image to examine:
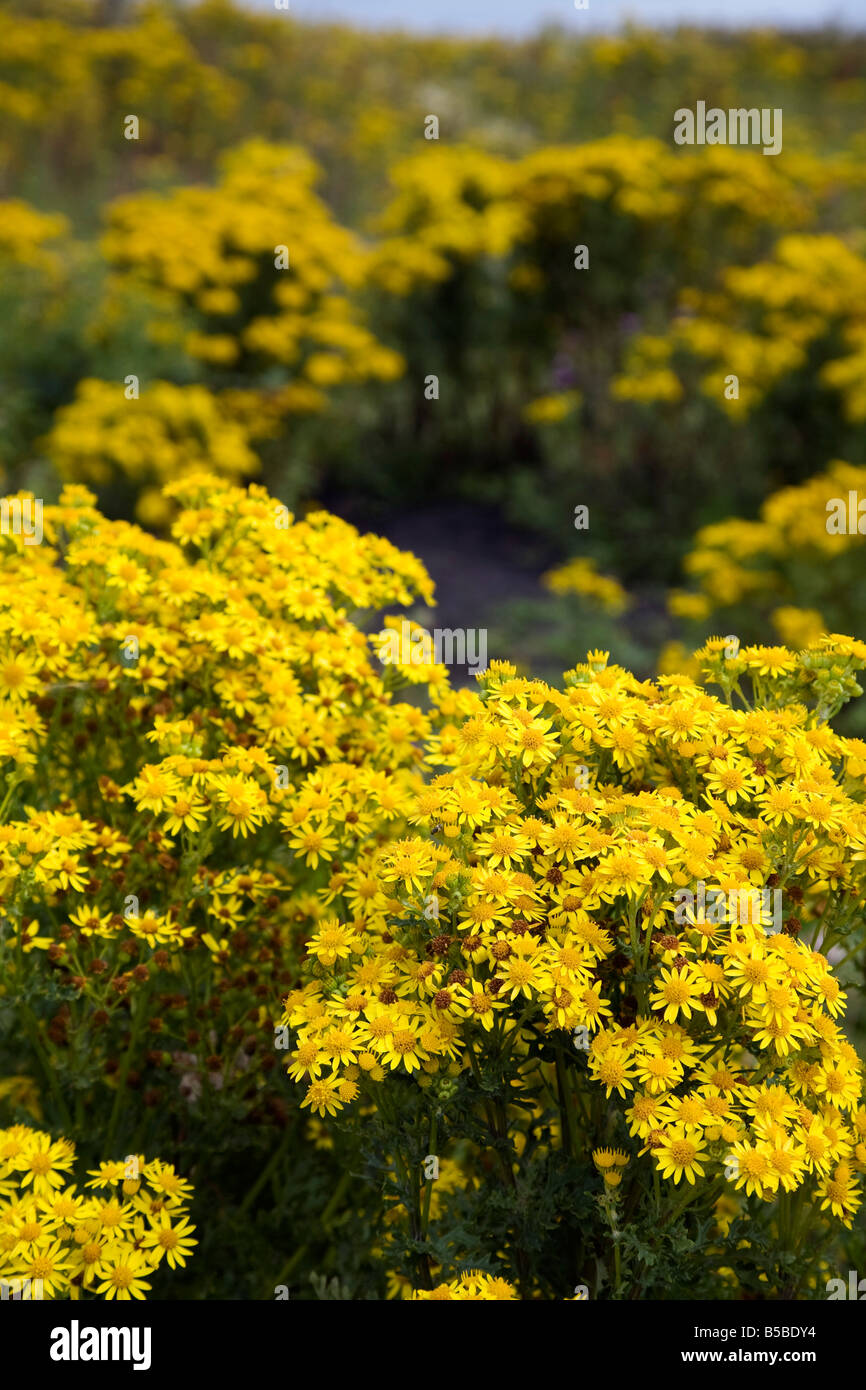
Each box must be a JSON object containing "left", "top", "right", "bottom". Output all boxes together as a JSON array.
[
  {"left": 0, "top": 8, "right": 236, "bottom": 181},
  {"left": 593, "top": 1145, "right": 630, "bottom": 1187},
  {"left": 522, "top": 391, "right": 583, "bottom": 425},
  {"left": 45, "top": 381, "right": 260, "bottom": 526},
  {"left": 6, "top": 57, "right": 860, "bottom": 526},
  {"left": 0, "top": 1126, "right": 195, "bottom": 1300},
  {"left": 0, "top": 6, "right": 857, "bottom": 223},
  {"left": 412, "top": 1271, "right": 518, "bottom": 1300},
  {"left": 410, "top": 1270, "right": 593, "bottom": 1299},
  {"left": 0, "top": 199, "right": 68, "bottom": 274},
  {"left": 611, "top": 333, "right": 685, "bottom": 406},
  {"left": 615, "top": 235, "right": 866, "bottom": 421},
  {"left": 670, "top": 459, "right": 866, "bottom": 645},
  {"left": 0, "top": 472, "right": 864, "bottom": 1294},
  {"left": 43, "top": 131, "right": 836, "bottom": 520},
  {"left": 543, "top": 556, "right": 630, "bottom": 615},
  {"left": 370, "top": 146, "right": 524, "bottom": 293},
  {"left": 371, "top": 139, "right": 842, "bottom": 298},
  {"left": 607, "top": 938, "right": 863, "bottom": 1221},
  {"left": 102, "top": 140, "right": 403, "bottom": 390},
  {"left": 32, "top": 138, "right": 408, "bottom": 513},
  {"left": 282, "top": 640, "right": 866, "bottom": 1227},
  {"left": 0, "top": 471, "right": 490, "bottom": 1299},
  {"left": 0, "top": 474, "right": 453, "bottom": 1111}
]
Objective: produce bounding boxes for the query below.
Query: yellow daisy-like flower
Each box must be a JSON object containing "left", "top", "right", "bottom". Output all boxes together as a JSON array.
[
  {"left": 650, "top": 965, "right": 703, "bottom": 1023},
  {"left": 94, "top": 1242, "right": 154, "bottom": 1300},
  {"left": 301, "top": 1075, "right": 345, "bottom": 1117},
  {"left": 140, "top": 1210, "right": 198, "bottom": 1269},
  {"left": 654, "top": 1127, "right": 707, "bottom": 1185},
  {"left": 12, "top": 1133, "right": 75, "bottom": 1196}
]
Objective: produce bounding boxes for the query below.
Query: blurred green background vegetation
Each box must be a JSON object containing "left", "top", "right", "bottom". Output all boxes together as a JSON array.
[{"left": 1, "top": 0, "right": 864, "bottom": 679}]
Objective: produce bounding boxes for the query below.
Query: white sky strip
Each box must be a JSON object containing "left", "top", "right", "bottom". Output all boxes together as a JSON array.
[{"left": 248, "top": 0, "right": 865, "bottom": 36}]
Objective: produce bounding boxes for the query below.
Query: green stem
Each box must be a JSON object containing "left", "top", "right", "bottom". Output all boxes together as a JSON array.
[
  {"left": 555, "top": 1049, "right": 580, "bottom": 1158},
  {"left": 272, "top": 1244, "right": 308, "bottom": 1294},
  {"left": 421, "top": 1111, "right": 438, "bottom": 1236},
  {"left": 106, "top": 984, "right": 151, "bottom": 1155},
  {"left": 239, "top": 1123, "right": 292, "bottom": 1216},
  {"left": 320, "top": 1168, "right": 352, "bottom": 1229},
  {"left": 21, "top": 1005, "right": 73, "bottom": 1132}
]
